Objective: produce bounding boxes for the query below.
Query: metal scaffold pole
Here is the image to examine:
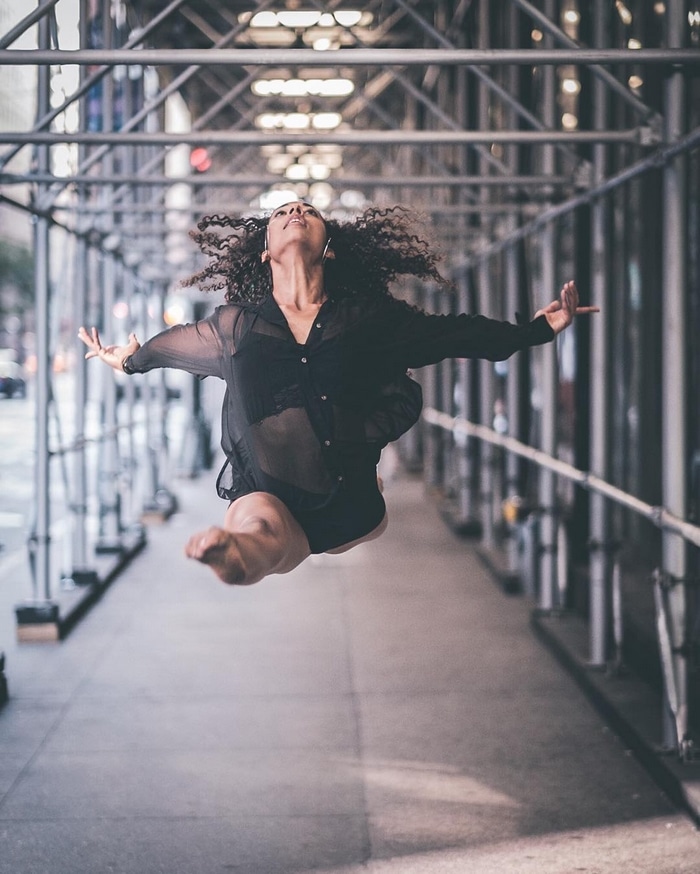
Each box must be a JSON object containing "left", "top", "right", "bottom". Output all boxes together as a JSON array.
[
  {"left": 95, "top": 6, "right": 123, "bottom": 554},
  {"left": 2, "top": 47, "right": 699, "bottom": 67},
  {"left": 70, "top": 231, "right": 96, "bottom": 583},
  {"left": 537, "top": 0, "right": 559, "bottom": 612},
  {"left": 477, "top": 0, "right": 495, "bottom": 550},
  {"left": 503, "top": 0, "right": 524, "bottom": 586},
  {"left": 588, "top": 0, "right": 613, "bottom": 668},
  {"left": 660, "top": 0, "right": 689, "bottom": 756},
  {"left": 16, "top": 7, "right": 55, "bottom": 638}
]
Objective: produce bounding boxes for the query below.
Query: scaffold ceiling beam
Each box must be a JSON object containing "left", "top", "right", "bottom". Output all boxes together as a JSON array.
[
  {"left": 0, "top": 129, "right": 643, "bottom": 146},
  {"left": 1, "top": 48, "right": 699, "bottom": 66}
]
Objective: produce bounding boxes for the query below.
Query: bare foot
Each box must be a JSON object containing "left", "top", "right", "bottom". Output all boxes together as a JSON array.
[{"left": 185, "top": 526, "right": 247, "bottom": 585}]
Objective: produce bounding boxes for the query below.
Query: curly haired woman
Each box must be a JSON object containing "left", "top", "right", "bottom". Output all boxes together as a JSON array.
[{"left": 79, "top": 201, "right": 596, "bottom": 586}]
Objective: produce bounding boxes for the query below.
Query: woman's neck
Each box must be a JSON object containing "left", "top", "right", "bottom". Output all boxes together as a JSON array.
[{"left": 270, "top": 256, "right": 326, "bottom": 310}]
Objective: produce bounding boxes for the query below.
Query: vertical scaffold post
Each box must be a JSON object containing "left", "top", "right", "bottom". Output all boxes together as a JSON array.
[
  {"left": 477, "top": 0, "right": 495, "bottom": 549},
  {"left": 504, "top": 1, "right": 523, "bottom": 583},
  {"left": 95, "top": 5, "right": 123, "bottom": 553},
  {"left": 68, "top": 0, "right": 95, "bottom": 585},
  {"left": 32, "top": 9, "right": 52, "bottom": 604},
  {"left": 96, "top": 249, "right": 124, "bottom": 552},
  {"left": 70, "top": 232, "right": 97, "bottom": 583},
  {"left": 660, "top": 0, "right": 688, "bottom": 754},
  {"left": 588, "top": 0, "right": 612, "bottom": 667},
  {"left": 537, "top": 0, "right": 559, "bottom": 611}
]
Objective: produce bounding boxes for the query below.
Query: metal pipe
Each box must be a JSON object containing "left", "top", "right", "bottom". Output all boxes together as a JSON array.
[
  {"left": 660, "top": 0, "right": 688, "bottom": 752},
  {"left": 557, "top": 521, "right": 569, "bottom": 606},
  {"left": 2, "top": 47, "right": 698, "bottom": 66},
  {"left": 611, "top": 557, "right": 623, "bottom": 670},
  {"left": 96, "top": 251, "right": 123, "bottom": 551},
  {"left": 57, "top": 201, "right": 553, "bottom": 219},
  {"left": 0, "top": 130, "right": 644, "bottom": 146},
  {"left": 95, "top": 13, "right": 123, "bottom": 553},
  {"left": 70, "top": 232, "right": 90, "bottom": 574},
  {"left": 0, "top": 172, "right": 573, "bottom": 187},
  {"left": 32, "top": 10, "right": 52, "bottom": 604},
  {"left": 504, "top": 0, "right": 522, "bottom": 580},
  {"left": 421, "top": 408, "right": 700, "bottom": 549},
  {"left": 588, "top": 0, "right": 612, "bottom": 667},
  {"left": 453, "top": 10, "right": 477, "bottom": 530},
  {"left": 477, "top": 0, "right": 495, "bottom": 549},
  {"left": 137, "top": 285, "right": 159, "bottom": 510},
  {"left": 537, "top": 0, "right": 559, "bottom": 612},
  {"left": 120, "top": 59, "right": 139, "bottom": 519},
  {"left": 68, "top": 0, "right": 92, "bottom": 582}
]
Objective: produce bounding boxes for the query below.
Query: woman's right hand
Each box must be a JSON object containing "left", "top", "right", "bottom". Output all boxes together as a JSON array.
[{"left": 78, "top": 326, "right": 140, "bottom": 372}]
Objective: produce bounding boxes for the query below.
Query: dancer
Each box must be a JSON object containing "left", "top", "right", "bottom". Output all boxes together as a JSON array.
[{"left": 79, "top": 202, "right": 597, "bottom": 586}]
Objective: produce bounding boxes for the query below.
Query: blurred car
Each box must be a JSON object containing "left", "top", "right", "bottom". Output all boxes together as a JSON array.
[{"left": 0, "top": 361, "right": 27, "bottom": 398}]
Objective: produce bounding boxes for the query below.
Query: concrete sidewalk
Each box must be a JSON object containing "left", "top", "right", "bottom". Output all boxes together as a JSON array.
[{"left": 0, "top": 470, "right": 698, "bottom": 874}]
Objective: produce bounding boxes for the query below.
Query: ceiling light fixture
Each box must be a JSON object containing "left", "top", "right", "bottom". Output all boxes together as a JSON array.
[
  {"left": 256, "top": 112, "right": 342, "bottom": 131},
  {"left": 276, "top": 11, "right": 322, "bottom": 28},
  {"left": 244, "top": 10, "right": 371, "bottom": 29},
  {"left": 252, "top": 78, "right": 354, "bottom": 98}
]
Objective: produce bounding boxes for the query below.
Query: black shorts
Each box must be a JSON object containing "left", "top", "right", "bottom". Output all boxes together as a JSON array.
[{"left": 290, "top": 478, "right": 386, "bottom": 554}]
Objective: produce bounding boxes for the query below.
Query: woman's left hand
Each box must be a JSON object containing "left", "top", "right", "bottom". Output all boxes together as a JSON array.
[{"left": 534, "top": 280, "right": 599, "bottom": 335}]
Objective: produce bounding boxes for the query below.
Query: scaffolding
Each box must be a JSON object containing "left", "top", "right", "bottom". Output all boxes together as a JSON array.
[{"left": 0, "top": 0, "right": 699, "bottom": 766}]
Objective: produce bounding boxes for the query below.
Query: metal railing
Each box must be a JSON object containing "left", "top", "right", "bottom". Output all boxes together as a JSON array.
[
  {"left": 423, "top": 407, "right": 700, "bottom": 548},
  {"left": 422, "top": 407, "right": 700, "bottom": 761}
]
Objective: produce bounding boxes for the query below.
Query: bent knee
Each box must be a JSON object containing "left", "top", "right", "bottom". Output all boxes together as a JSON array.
[
  {"left": 224, "top": 493, "right": 311, "bottom": 570},
  {"left": 225, "top": 494, "right": 287, "bottom": 535}
]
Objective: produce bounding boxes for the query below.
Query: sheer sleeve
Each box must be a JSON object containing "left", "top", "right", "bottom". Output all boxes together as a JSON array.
[
  {"left": 378, "top": 296, "right": 554, "bottom": 369},
  {"left": 123, "top": 305, "right": 239, "bottom": 378}
]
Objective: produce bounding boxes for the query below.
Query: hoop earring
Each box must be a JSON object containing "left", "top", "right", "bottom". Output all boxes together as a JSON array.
[
  {"left": 322, "top": 237, "right": 332, "bottom": 262},
  {"left": 260, "top": 225, "right": 271, "bottom": 263}
]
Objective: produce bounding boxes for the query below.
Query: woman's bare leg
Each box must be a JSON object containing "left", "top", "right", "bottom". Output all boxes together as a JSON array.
[{"left": 185, "top": 492, "right": 311, "bottom": 585}]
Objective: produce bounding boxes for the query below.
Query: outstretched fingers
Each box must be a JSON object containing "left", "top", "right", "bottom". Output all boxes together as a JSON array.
[
  {"left": 535, "top": 280, "right": 599, "bottom": 334},
  {"left": 562, "top": 280, "right": 600, "bottom": 317},
  {"left": 77, "top": 325, "right": 102, "bottom": 359},
  {"left": 77, "top": 327, "right": 140, "bottom": 371}
]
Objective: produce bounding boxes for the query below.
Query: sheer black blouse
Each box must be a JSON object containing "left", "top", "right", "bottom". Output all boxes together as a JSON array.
[{"left": 123, "top": 293, "right": 554, "bottom": 512}]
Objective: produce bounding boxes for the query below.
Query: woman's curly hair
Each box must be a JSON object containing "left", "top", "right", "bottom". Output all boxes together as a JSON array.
[{"left": 182, "top": 206, "right": 451, "bottom": 304}]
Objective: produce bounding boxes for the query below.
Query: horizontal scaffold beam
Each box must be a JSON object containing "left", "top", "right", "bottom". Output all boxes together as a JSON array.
[
  {"left": 0, "top": 130, "right": 642, "bottom": 146},
  {"left": 57, "top": 201, "right": 540, "bottom": 217},
  {"left": 0, "top": 172, "right": 572, "bottom": 188},
  {"left": 1, "top": 48, "right": 699, "bottom": 66}
]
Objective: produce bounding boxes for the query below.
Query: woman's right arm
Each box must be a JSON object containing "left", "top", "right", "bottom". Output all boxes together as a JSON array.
[{"left": 79, "top": 306, "right": 235, "bottom": 379}]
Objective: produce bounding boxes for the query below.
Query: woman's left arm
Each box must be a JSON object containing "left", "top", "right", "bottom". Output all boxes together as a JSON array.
[{"left": 383, "top": 280, "right": 598, "bottom": 369}]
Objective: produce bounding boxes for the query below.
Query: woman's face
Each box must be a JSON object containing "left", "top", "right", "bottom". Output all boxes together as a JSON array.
[{"left": 266, "top": 201, "right": 328, "bottom": 261}]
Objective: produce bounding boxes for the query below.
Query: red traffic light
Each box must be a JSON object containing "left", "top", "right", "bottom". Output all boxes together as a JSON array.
[{"left": 190, "top": 147, "right": 212, "bottom": 172}]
